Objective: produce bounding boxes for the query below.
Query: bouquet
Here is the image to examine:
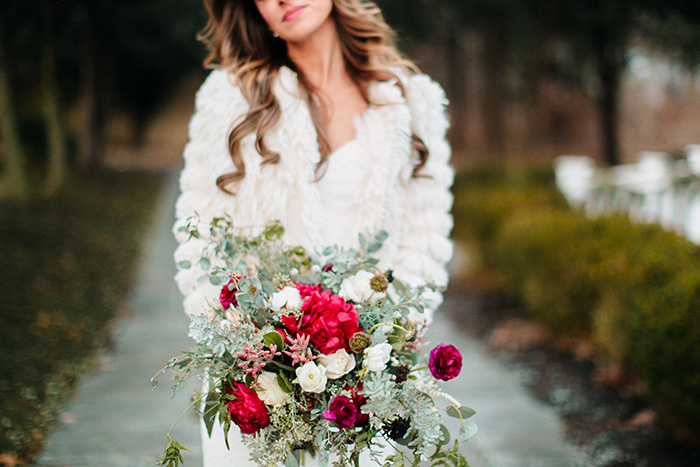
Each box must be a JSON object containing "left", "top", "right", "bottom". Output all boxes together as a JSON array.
[{"left": 154, "top": 216, "right": 476, "bottom": 467}]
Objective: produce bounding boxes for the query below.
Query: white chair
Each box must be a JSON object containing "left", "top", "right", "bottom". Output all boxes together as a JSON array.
[{"left": 553, "top": 155, "right": 596, "bottom": 208}]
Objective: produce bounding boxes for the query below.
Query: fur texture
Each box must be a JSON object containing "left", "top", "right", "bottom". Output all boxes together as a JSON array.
[{"left": 173, "top": 67, "right": 454, "bottom": 319}]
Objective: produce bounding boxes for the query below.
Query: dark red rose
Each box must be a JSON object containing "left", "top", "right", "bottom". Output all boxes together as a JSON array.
[
  {"left": 226, "top": 382, "right": 270, "bottom": 435},
  {"left": 282, "top": 289, "right": 360, "bottom": 355},
  {"left": 428, "top": 344, "right": 462, "bottom": 381},
  {"left": 322, "top": 395, "right": 357, "bottom": 429},
  {"left": 322, "top": 263, "right": 334, "bottom": 272},
  {"left": 345, "top": 383, "right": 369, "bottom": 427},
  {"left": 220, "top": 279, "right": 238, "bottom": 309},
  {"left": 294, "top": 283, "right": 323, "bottom": 299}
]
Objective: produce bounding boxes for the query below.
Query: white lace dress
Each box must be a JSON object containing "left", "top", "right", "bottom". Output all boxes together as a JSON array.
[{"left": 174, "top": 67, "right": 454, "bottom": 467}]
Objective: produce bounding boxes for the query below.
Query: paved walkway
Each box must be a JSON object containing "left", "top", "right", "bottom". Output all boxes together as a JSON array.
[
  {"left": 37, "top": 174, "right": 585, "bottom": 467},
  {"left": 37, "top": 174, "right": 202, "bottom": 467}
]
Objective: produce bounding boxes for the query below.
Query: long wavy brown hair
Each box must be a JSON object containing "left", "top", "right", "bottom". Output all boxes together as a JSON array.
[{"left": 200, "top": 0, "right": 429, "bottom": 194}]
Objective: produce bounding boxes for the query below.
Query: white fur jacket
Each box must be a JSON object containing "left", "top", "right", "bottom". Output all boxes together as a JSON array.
[{"left": 173, "top": 66, "right": 454, "bottom": 320}]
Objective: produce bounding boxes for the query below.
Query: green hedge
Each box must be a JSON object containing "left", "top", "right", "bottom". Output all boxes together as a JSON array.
[
  {"left": 452, "top": 166, "right": 700, "bottom": 434},
  {"left": 0, "top": 173, "right": 163, "bottom": 462}
]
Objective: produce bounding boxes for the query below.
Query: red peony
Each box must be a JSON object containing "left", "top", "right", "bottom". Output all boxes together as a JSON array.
[
  {"left": 322, "top": 395, "right": 357, "bottom": 429},
  {"left": 429, "top": 344, "right": 462, "bottom": 381},
  {"left": 294, "top": 282, "right": 323, "bottom": 299},
  {"left": 225, "top": 382, "right": 270, "bottom": 435},
  {"left": 282, "top": 289, "right": 360, "bottom": 355},
  {"left": 220, "top": 279, "right": 238, "bottom": 310}
]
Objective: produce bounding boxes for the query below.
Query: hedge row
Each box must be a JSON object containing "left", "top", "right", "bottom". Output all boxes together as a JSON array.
[
  {"left": 452, "top": 166, "right": 700, "bottom": 434},
  {"left": 0, "top": 173, "right": 164, "bottom": 461}
]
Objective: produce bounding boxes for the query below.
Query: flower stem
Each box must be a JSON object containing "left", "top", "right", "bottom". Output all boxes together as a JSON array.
[
  {"left": 367, "top": 322, "right": 409, "bottom": 336},
  {"left": 166, "top": 394, "right": 204, "bottom": 439}
]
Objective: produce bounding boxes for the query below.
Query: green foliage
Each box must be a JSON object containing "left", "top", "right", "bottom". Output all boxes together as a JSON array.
[
  {"left": 0, "top": 172, "right": 163, "bottom": 461},
  {"left": 591, "top": 227, "right": 700, "bottom": 431},
  {"left": 454, "top": 165, "right": 700, "bottom": 434},
  {"left": 157, "top": 435, "right": 190, "bottom": 467},
  {"left": 451, "top": 165, "right": 566, "bottom": 270},
  {"left": 494, "top": 211, "right": 634, "bottom": 334}
]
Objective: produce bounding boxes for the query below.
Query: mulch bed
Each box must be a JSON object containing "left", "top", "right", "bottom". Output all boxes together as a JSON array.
[{"left": 445, "top": 277, "right": 700, "bottom": 467}]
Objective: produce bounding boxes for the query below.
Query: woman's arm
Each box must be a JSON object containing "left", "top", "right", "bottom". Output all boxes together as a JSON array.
[
  {"left": 173, "top": 70, "right": 246, "bottom": 317},
  {"left": 392, "top": 75, "right": 455, "bottom": 319}
]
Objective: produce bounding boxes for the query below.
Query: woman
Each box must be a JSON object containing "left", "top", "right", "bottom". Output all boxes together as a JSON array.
[{"left": 173, "top": 0, "right": 454, "bottom": 465}]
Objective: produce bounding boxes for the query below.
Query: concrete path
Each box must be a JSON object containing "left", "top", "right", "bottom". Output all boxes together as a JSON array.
[
  {"left": 37, "top": 174, "right": 202, "bottom": 467},
  {"left": 37, "top": 173, "right": 585, "bottom": 467}
]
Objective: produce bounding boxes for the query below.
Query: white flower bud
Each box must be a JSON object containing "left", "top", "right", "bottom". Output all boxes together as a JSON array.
[
  {"left": 256, "top": 371, "right": 289, "bottom": 407},
  {"left": 294, "top": 361, "right": 327, "bottom": 393},
  {"left": 317, "top": 349, "right": 355, "bottom": 379},
  {"left": 363, "top": 342, "right": 393, "bottom": 372},
  {"left": 270, "top": 286, "right": 302, "bottom": 312},
  {"left": 339, "top": 271, "right": 385, "bottom": 303}
]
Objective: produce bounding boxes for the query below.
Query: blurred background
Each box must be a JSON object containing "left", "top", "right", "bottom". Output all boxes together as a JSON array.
[{"left": 1, "top": 0, "right": 700, "bottom": 465}]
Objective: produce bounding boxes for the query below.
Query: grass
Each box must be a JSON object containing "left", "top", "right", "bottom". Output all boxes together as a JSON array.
[{"left": 0, "top": 171, "right": 164, "bottom": 462}]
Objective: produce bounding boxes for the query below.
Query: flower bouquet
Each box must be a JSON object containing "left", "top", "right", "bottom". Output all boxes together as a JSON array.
[{"left": 154, "top": 217, "right": 476, "bottom": 467}]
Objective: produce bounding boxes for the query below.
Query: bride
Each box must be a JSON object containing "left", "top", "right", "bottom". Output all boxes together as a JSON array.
[{"left": 173, "top": 0, "right": 454, "bottom": 465}]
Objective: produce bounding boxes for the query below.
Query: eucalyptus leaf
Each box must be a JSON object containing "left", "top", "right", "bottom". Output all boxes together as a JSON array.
[
  {"left": 209, "top": 275, "right": 225, "bottom": 286},
  {"left": 458, "top": 421, "right": 478, "bottom": 442},
  {"left": 177, "top": 260, "right": 192, "bottom": 270},
  {"left": 367, "top": 241, "right": 382, "bottom": 253},
  {"left": 197, "top": 257, "right": 212, "bottom": 271},
  {"left": 438, "top": 423, "right": 451, "bottom": 447},
  {"left": 446, "top": 406, "right": 476, "bottom": 420},
  {"left": 358, "top": 233, "right": 367, "bottom": 247},
  {"left": 285, "top": 451, "right": 300, "bottom": 467},
  {"left": 374, "top": 230, "right": 389, "bottom": 242}
]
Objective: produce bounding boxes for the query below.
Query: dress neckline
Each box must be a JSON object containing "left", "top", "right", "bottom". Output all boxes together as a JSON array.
[{"left": 328, "top": 138, "right": 361, "bottom": 159}]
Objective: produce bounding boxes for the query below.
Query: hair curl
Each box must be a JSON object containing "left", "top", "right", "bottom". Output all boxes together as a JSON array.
[{"left": 200, "top": 0, "right": 428, "bottom": 194}]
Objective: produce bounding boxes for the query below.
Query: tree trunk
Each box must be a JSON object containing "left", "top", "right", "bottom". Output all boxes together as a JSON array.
[
  {"left": 445, "top": 23, "right": 468, "bottom": 154},
  {"left": 41, "top": 10, "right": 67, "bottom": 197},
  {"left": 480, "top": 14, "right": 508, "bottom": 160},
  {"left": 0, "top": 32, "right": 29, "bottom": 202},
  {"left": 76, "top": 1, "right": 106, "bottom": 173},
  {"left": 595, "top": 24, "right": 622, "bottom": 166}
]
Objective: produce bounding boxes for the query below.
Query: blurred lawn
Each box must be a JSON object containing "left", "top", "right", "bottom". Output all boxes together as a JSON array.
[{"left": 0, "top": 172, "right": 164, "bottom": 461}]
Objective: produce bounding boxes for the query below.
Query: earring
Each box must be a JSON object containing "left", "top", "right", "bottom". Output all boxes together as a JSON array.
[{"left": 273, "top": 32, "right": 279, "bottom": 38}]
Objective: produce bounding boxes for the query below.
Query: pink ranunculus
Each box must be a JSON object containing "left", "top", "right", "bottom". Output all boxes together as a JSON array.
[
  {"left": 226, "top": 382, "right": 270, "bottom": 435},
  {"left": 282, "top": 289, "right": 360, "bottom": 355},
  {"left": 322, "top": 395, "right": 357, "bottom": 429},
  {"left": 220, "top": 279, "right": 238, "bottom": 310},
  {"left": 429, "top": 344, "right": 462, "bottom": 381}
]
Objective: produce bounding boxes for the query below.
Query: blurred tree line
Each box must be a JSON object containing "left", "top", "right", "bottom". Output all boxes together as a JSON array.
[
  {"left": 0, "top": 0, "right": 206, "bottom": 202},
  {"left": 1, "top": 1, "right": 698, "bottom": 204},
  {"left": 378, "top": 0, "right": 700, "bottom": 166}
]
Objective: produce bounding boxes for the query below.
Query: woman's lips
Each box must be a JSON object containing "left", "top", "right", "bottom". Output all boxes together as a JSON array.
[{"left": 283, "top": 5, "right": 306, "bottom": 22}]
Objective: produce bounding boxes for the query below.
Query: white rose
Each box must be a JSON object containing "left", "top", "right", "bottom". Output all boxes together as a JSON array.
[
  {"left": 363, "top": 342, "right": 393, "bottom": 372},
  {"left": 256, "top": 371, "right": 289, "bottom": 407},
  {"left": 294, "top": 361, "right": 327, "bottom": 393},
  {"left": 317, "top": 349, "right": 355, "bottom": 379},
  {"left": 270, "top": 286, "right": 302, "bottom": 311},
  {"left": 339, "top": 271, "right": 385, "bottom": 303}
]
